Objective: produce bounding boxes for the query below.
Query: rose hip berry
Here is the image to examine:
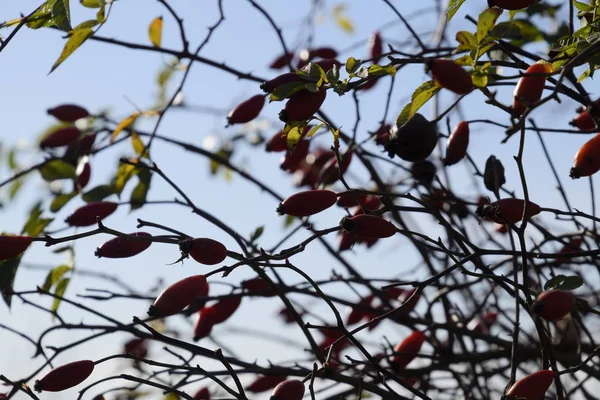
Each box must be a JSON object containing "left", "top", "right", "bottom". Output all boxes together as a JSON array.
[
  {"left": 506, "top": 370, "right": 556, "bottom": 400},
  {"left": 47, "top": 104, "right": 90, "bottom": 122},
  {"left": 181, "top": 238, "right": 228, "bottom": 265},
  {"left": 444, "top": 121, "right": 469, "bottom": 166},
  {"left": 532, "top": 290, "right": 576, "bottom": 321},
  {"left": 211, "top": 296, "right": 242, "bottom": 324},
  {"left": 148, "top": 275, "right": 208, "bottom": 317},
  {"left": 269, "top": 52, "right": 294, "bottom": 70},
  {"left": 277, "top": 189, "right": 337, "bottom": 217},
  {"left": 428, "top": 59, "right": 474, "bottom": 95},
  {"left": 570, "top": 132, "right": 600, "bottom": 179},
  {"left": 369, "top": 31, "right": 383, "bottom": 64},
  {"left": 246, "top": 375, "right": 287, "bottom": 393},
  {"left": 512, "top": 63, "right": 552, "bottom": 116},
  {"left": 226, "top": 95, "right": 265, "bottom": 126},
  {"left": 271, "top": 379, "right": 305, "bottom": 400},
  {"left": 476, "top": 198, "right": 541, "bottom": 224},
  {"left": 95, "top": 232, "right": 152, "bottom": 259},
  {"left": 40, "top": 126, "right": 81, "bottom": 149},
  {"left": 341, "top": 214, "right": 397, "bottom": 239},
  {"left": 65, "top": 201, "right": 118, "bottom": 227},
  {"left": 34, "top": 360, "right": 95, "bottom": 392},
  {"left": 0, "top": 235, "right": 32, "bottom": 261},
  {"left": 279, "top": 89, "right": 326, "bottom": 122},
  {"left": 193, "top": 306, "right": 216, "bottom": 341},
  {"left": 390, "top": 331, "right": 426, "bottom": 371},
  {"left": 193, "top": 387, "right": 210, "bottom": 400}
]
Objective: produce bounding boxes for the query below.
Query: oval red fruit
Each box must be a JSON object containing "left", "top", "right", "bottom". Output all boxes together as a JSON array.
[
  {"left": 571, "top": 110, "right": 596, "bottom": 131},
  {"left": 476, "top": 198, "right": 541, "bottom": 224},
  {"left": 533, "top": 290, "right": 575, "bottom": 321},
  {"left": 47, "top": 104, "right": 90, "bottom": 122},
  {"left": 193, "top": 387, "right": 210, "bottom": 400},
  {"left": 193, "top": 306, "right": 216, "bottom": 341},
  {"left": 506, "top": 370, "right": 556, "bottom": 400},
  {"left": 488, "top": 0, "right": 537, "bottom": 10},
  {"left": 318, "top": 150, "right": 353, "bottom": 185},
  {"left": 269, "top": 52, "right": 294, "bottom": 70},
  {"left": 444, "top": 121, "right": 469, "bottom": 166},
  {"left": 266, "top": 130, "right": 289, "bottom": 152},
  {"left": 277, "top": 189, "right": 337, "bottom": 217},
  {"left": 279, "top": 89, "right": 327, "bottom": 122},
  {"left": 34, "top": 360, "right": 95, "bottom": 392},
  {"left": 95, "top": 232, "right": 152, "bottom": 258},
  {"left": 211, "top": 296, "right": 242, "bottom": 324},
  {"left": 308, "top": 47, "right": 338, "bottom": 60},
  {"left": 390, "top": 331, "right": 426, "bottom": 370},
  {"left": 227, "top": 95, "right": 265, "bottom": 125},
  {"left": 74, "top": 161, "right": 91, "bottom": 191},
  {"left": 280, "top": 139, "right": 310, "bottom": 172},
  {"left": 346, "top": 295, "right": 374, "bottom": 325},
  {"left": 241, "top": 277, "right": 277, "bottom": 297},
  {"left": 271, "top": 379, "right": 305, "bottom": 400},
  {"left": 570, "top": 132, "right": 600, "bottom": 179},
  {"left": 40, "top": 126, "right": 81, "bottom": 149},
  {"left": 124, "top": 338, "right": 148, "bottom": 359},
  {"left": 342, "top": 214, "right": 396, "bottom": 239},
  {"left": 339, "top": 231, "right": 354, "bottom": 251},
  {"left": 65, "top": 201, "right": 118, "bottom": 227},
  {"left": 246, "top": 375, "right": 287, "bottom": 393},
  {"left": 336, "top": 192, "right": 368, "bottom": 208},
  {"left": 0, "top": 235, "right": 32, "bottom": 261},
  {"left": 512, "top": 63, "right": 552, "bottom": 116},
  {"left": 148, "top": 275, "right": 208, "bottom": 317},
  {"left": 65, "top": 132, "right": 96, "bottom": 157},
  {"left": 369, "top": 32, "right": 383, "bottom": 64},
  {"left": 187, "top": 238, "right": 227, "bottom": 265},
  {"left": 429, "top": 59, "right": 473, "bottom": 95},
  {"left": 397, "top": 288, "right": 421, "bottom": 316}
]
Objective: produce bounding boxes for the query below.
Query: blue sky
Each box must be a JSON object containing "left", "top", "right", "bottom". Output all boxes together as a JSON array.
[{"left": 1, "top": 0, "right": 599, "bottom": 399}]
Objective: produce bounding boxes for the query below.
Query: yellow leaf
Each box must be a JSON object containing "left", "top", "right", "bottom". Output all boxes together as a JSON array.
[
  {"left": 336, "top": 16, "right": 354, "bottom": 33},
  {"left": 148, "top": 16, "right": 163, "bottom": 47},
  {"left": 130, "top": 132, "right": 146, "bottom": 155},
  {"left": 164, "top": 393, "right": 179, "bottom": 400},
  {"left": 111, "top": 111, "right": 141, "bottom": 143}
]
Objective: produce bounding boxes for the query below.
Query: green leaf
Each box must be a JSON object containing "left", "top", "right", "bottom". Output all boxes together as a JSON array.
[
  {"left": 51, "top": 0, "right": 71, "bottom": 32},
  {"left": 396, "top": 80, "right": 441, "bottom": 126},
  {"left": 471, "top": 72, "right": 488, "bottom": 88},
  {"left": 306, "top": 123, "right": 326, "bottom": 138},
  {"left": 346, "top": 57, "right": 361, "bottom": 74},
  {"left": 8, "top": 149, "right": 18, "bottom": 170},
  {"left": 113, "top": 162, "right": 139, "bottom": 196},
  {"left": 51, "top": 277, "right": 70, "bottom": 314},
  {"left": 0, "top": 253, "right": 24, "bottom": 307},
  {"left": 446, "top": 0, "right": 466, "bottom": 22},
  {"left": 573, "top": 0, "right": 592, "bottom": 12},
  {"left": 39, "top": 160, "right": 76, "bottom": 181},
  {"left": 74, "top": 19, "right": 99, "bottom": 30},
  {"left": 82, "top": 185, "right": 115, "bottom": 202},
  {"left": 456, "top": 31, "right": 477, "bottom": 51},
  {"left": 130, "top": 170, "right": 152, "bottom": 210},
  {"left": 22, "top": 212, "right": 52, "bottom": 237},
  {"left": 96, "top": 0, "right": 106, "bottom": 23},
  {"left": 42, "top": 264, "right": 72, "bottom": 291},
  {"left": 476, "top": 7, "right": 503, "bottom": 44},
  {"left": 284, "top": 214, "right": 296, "bottom": 228},
  {"left": 326, "top": 65, "right": 340, "bottom": 85},
  {"left": 304, "top": 83, "right": 319, "bottom": 93},
  {"left": 80, "top": 0, "right": 102, "bottom": 7},
  {"left": 148, "top": 16, "right": 163, "bottom": 47},
  {"left": 367, "top": 64, "right": 396, "bottom": 77},
  {"left": 269, "top": 81, "right": 307, "bottom": 102},
  {"left": 50, "top": 192, "right": 77, "bottom": 213},
  {"left": 26, "top": 0, "right": 57, "bottom": 30},
  {"left": 454, "top": 54, "right": 474, "bottom": 66},
  {"left": 131, "top": 132, "right": 147, "bottom": 156},
  {"left": 544, "top": 275, "right": 584, "bottom": 291},
  {"left": 250, "top": 226, "right": 264, "bottom": 242},
  {"left": 50, "top": 27, "right": 94, "bottom": 73}
]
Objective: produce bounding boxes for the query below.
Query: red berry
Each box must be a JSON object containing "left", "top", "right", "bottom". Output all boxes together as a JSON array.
[
  {"left": 277, "top": 189, "right": 337, "bottom": 217},
  {"left": 488, "top": 0, "right": 538, "bottom": 10},
  {"left": 557, "top": 236, "right": 583, "bottom": 259},
  {"left": 369, "top": 32, "right": 383, "bottom": 64},
  {"left": 193, "top": 387, "right": 210, "bottom": 400},
  {"left": 0, "top": 235, "right": 32, "bottom": 261},
  {"left": 261, "top": 73, "right": 305, "bottom": 93},
  {"left": 277, "top": 307, "right": 297, "bottom": 324},
  {"left": 34, "top": 360, "right": 95, "bottom": 392},
  {"left": 40, "top": 126, "right": 81, "bottom": 149},
  {"left": 95, "top": 232, "right": 152, "bottom": 258},
  {"left": 495, "top": 223, "right": 508, "bottom": 234},
  {"left": 246, "top": 375, "right": 287, "bottom": 393},
  {"left": 506, "top": 370, "right": 556, "bottom": 400},
  {"left": 390, "top": 331, "right": 426, "bottom": 370},
  {"left": 533, "top": 290, "right": 575, "bottom": 321},
  {"left": 74, "top": 161, "right": 91, "bottom": 191},
  {"left": 444, "top": 121, "right": 469, "bottom": 166},
  {"left": 148, "top": 275, "right": 209, "bottom": 317},
  {"left": 512, "top": 63, "right": 552, "bottom": 116},
  {"left": 65, "top": 132, "right": 96, "bottom": 157},
  {"left": 271, "top": 379, "right": 305, "bottom": 400},
  {"left": 266, "top": 130, "right": 289, "bottom": 152},
  {"left": 570, "top": 132, "right": 600, "bottom": 179},
  {"left": 47, "top": 104, "right": 90, "bottom": 122},
  {"left": 342, "top": 214, "right": 397, "bottom": 239},
  {"left": 336, "top": 192, "right": 368, "bottom": 208},
  {"left": 318, "top": 151, "right": 353, "bottom": 185},
  {"left": 346, "top": 295, "right": 374, "bottom": 325},
  {"left": 241, "top": 277, "right": 277, "bottom": 297},
  {"left": 186, "top": 238, "right": 227, "bottom": 265},
  {"left": 65, "top": 201, "right": 118, "bottom": 227},
  {"left": 280, "top": 140, "right": 310, "bottom": 172},
  {"left": 211, "top": 296, "right": 242, "bottom": 324},
  {"left": 227, "top": 95, "right": 265, "bottom": 125},
  {"left": 269, "top": 52, "right": 294, "bottom": 70},
  {"left": 351, "top": 196, "right": 382, "bottom": 216},
  {"left": 429, "top": 59, "right": 473, "bottom": 95},
  {"left": 476, "top": 198, "right": 541, "bottom": 224},
  {"left": 307, "top": 47, "right": 338, "bottom": 60},
  {"left": 123, "top": 338, "right": 148, "bottom": 358},
  {"left": 570, "top": 110, "right": 596, "bottom": 131},
  {"left": 193, "top": 306, "right": 216, "bottom": 341},
  {"left": 374, "top": 124, "right": 392, "bottom": 146},
  {"left": 339, "top": 231, "right": 354, "bottom": 251},
  {"left": 279, "top": 89, "right": 327, "bottom": 122}
]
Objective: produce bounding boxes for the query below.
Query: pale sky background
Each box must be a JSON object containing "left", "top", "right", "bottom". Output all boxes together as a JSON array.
[{"left": 1, "top": 0, "right": 598, "bottom": 399}]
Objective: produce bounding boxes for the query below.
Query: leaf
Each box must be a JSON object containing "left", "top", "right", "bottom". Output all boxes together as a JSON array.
[
  {"left": 544, "top": 275, "right": 584, "bottom": 291},
  {"left": 96, "top": 0, "right": 107, "bottom": 23},
  {"left": 269, "top": 81, "right": 306, "bottom": 102},
  {"left": 26, "top": 0, "right": 56, "bottom": 29},
  {"left": 113, "top": 163, "right": 138, "bottom": 196},
  {"left": 51, "top": 0, "right": 72, "bottom": 32},
  {"left": 306, "top": 123, "right": 326, "bottom": 138},
  {"left": 333, "top": 3, "right": 354, "bottom": 34},
  {"left": 148, "top": 16, "right": 163, "bottom": 47},
  {"left": 345, "top": 57, "right": 361, "bottom": 74},
  {"left": 74, "top": 19, "right": 99, "bottom": 30},
  {"left": 131, "top": 132, "right": 146, "bottom": 156},
  {"left": 0, "top": 253, "right": 24, "bottom": 307},
  {"left": 454, "top": 54, "right": 474, "bottom": 66},
  {"left": 111, "top": 112, "right": 141, "bottom": 143},
  {"left": 284, "top": 214, "right": 296, "bottom": 228},
  {"left": 396, "top": 80, "right": 441, "bottom": 126},
  {"left": 285, "top": 123, "right": 307, "bottom": 150},
  {"left": 80, "top": 0, "right": 102, "bottom": 7},
  {"left": 39, "top": 160, "right": 76, "bottom": 181},
  {"left": 484, "top": 155, "right": 506, "bottom": 198},
  {"left": 476, "top": 7, "right": 503, "bottom": 44},
  {"left": 50, "top": 192, "right": 77, "bottom": 213},
  {"left": 250, "top": 226, "right": 264, "bottom": 242},
  {"left": 51, "top": 277, "right": 70, "bottom": 314},
  {"left": 367, "top": 64, "right": 396, "bottom": 77},
  {"left": 130, "top": 170, "right": 152, "bottom": 210},
  {"left": 446, "top": 0, "right": 466, "bottom": 22},
  {"left": 456, "top": 31, "right": 477, "bottom": 51},
  {"left": 22, "top": 215, "right": 52, "bottom": 238},
  {"left": 42, "top": 265, "right": 72, "bottom": 291},
  {"left": 82, "top": 185, "right": 116, "bottom": 202},
  {"left": 573, "top": 0, "right": 592, "bottom": 11},
  {"left": 50, "top": 27, "right": 94, "bottom": 73},
  {"left": 164, "top": 393, "right": 179, "bottom": 400}
]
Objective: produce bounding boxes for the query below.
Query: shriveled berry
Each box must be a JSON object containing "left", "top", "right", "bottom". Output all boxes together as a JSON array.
[
  {"left": 227, "top": 95, "right": 265, "bottom": 126},
  {"left": 246, "top": 375, "right": 287, "bottom": 393},
  {"left": 570, "top": 132, "right": 600, "bottom": 179},
  {"left": 65, "top": 201, "right": 118, "bottom": 227},
  {"left": 385, "top": 114, "right": 438, "bottom": 162},
  {"left": 0, "top": 235, "right": 32, "bottom": 261},
  {"left": 148, "top": 275, "right": 208, "bottom": 317},
  {"left": 40, "top": 126, "right": 81, "bottom": 149},
  {"left": 444, "top": 121, "right": 469, "bottom": 166},
  {"left": 277, "top": 189, "right": 337, "bottom": 217},
  {"left": 429, "top": 59, "right": 473, "bottom": 95},
  {"left": 271, "top": 379, "right": 305, "bottom": 400},
  {"left": 488, "top": 0, "right": 538, "bottom": 10},
  {"left": 476, "top": 198, "right": 541, "bottom": 224},
  {"left": 532, "top": 290, "right": 575, "bottom": 321},
  {"left": 47, "top": 104, "right": 90, "bottom": 122},
  {"left": 184, "top": 238, "right": 227, "bottom": 265},
  {"left": 390, "top": 331, "right": 426, "bottom": 371},
  {"left": 34, "top": 360, "right": 95, "bottom": 392},
  {"left": 512, "top": 63, "right": 552, "bottom": 116},
  {"left": 342, "top": 214, "right": 396, "bottom": 238},
  {"left": 279, "top": 89, "right": 327, "bottom": 122},
  {"left": 95, "top": 232, "right": 152, "bottom": 258},
  {"left": 506, "top": 370, "right": 556, "bottom": 400},
  {"left": 193, "top": 306, "right": 216, "bottom": 341},
  {"left": 211, "top": 296, "right": 242, "bottom": 324}
]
